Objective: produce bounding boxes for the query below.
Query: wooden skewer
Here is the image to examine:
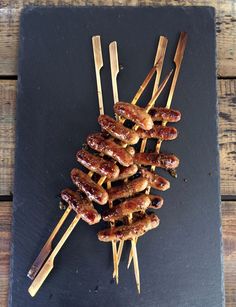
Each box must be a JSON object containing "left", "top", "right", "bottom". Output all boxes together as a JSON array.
[
  {"left": 108, "top": 41, "right": 120, "bottom": 284},
  {"left": 128, "top": 32, "right": 188, "bottom": 268},
  {"left": 28, "top": 215, "right": 80, "bottom": 297},
  {"left": 92, "top": 36, "right": 104, "bottom": 115}
]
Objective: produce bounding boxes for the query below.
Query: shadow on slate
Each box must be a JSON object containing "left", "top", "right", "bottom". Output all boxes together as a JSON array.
[{"left": 10, "top": 6, "right": 224, "bottom": 307}]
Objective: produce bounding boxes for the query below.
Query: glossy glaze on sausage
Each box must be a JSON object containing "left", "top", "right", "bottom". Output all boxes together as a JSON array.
[
  {"left": 76, "top": 149, "right": 120, "bottom": 180},
  {"left": 98, "top": 213, "right": 159, "bottom": 242},
  {"left": 140, "top": 168, "right": 170, "bottom": 191},
  {"left": 87, "top": 133, "right": 133, "bottom": 167},
  {"left": 148, "top": 195, "right": 164, "bottom": 209},
  {"left": 102, "top": 195, "right": 151, "bottom": 222},
  {"left": 61, "top": 189, "right": 101, "bottom": 224},
  {"left": 134, "top": 152, "right": 179, "bottom": 169},
  {"left": 71, "top": 168, "right": 108, "bottom": 205},
  {"left": 149, "top": 107, "right": 181, "bottom": 122},
  {"left": 114, "top": 102, "right": 154, "bottom": 130},
  {"left": 98, "top": 114, "right": 139, "bottom": 145},
  {"left": 107, "top": 164, "right": 138, "bottom": 182},
  {"left": 108, "top": 177, "right": 149, "bottom": 202},
  {"left": 136, "top": 125, "right": 178, "bottom": 140}
]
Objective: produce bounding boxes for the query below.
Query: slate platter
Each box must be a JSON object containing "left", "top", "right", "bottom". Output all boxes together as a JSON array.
[{"left": 10, "top": 6, "right": 224, "bottom": 307}]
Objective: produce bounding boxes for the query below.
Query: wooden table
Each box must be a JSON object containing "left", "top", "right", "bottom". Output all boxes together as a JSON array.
[{"left": 0, "top": 1, "right": 235, "bottom": 306}]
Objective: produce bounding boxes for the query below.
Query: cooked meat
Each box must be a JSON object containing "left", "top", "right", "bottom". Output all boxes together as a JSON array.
[
  {"left": 87, "top": 133, "right": 133, "bottom": 167},
  {"left": 108, "top": 177, "right": 149, "bottom": 202},
  {"left": 102, "top": 195, "right": 151, "bottom": 222},
  {"left": 136, "top": 125, "right": 177, "bottom": 140},
  {"left": 71, "top": 168, "right": 108, "bottom": 205},
  {"left": 76, "top": 149, "right": 120, "bottom": 180},
  {"left": 134, "top": 152, "right": 179, "bottom": 169},
  {"left": 98, "top": 213, "right": 159, "bottom": 242},
  {"left": 98, "top": 114, "right": 139, "bottom": 145},
  {"left": 140, "top": 168, "right": 170, "bottom": 191},
  {"left": 107, "top": 164, "right": 138, "bottom": 182},
  {"left": 126, "top": 146, "right": 135, "bottom": 157},
  {"left": 61, "top": 189, "right": 101, "bottom": 225},
  {"left": 148, "top": 195, "right": 164, "bottom": 209},
  {"left": 114, "top": 102, "right": 154, "bottom": 130},
  {"left": 149, "top": 107, "right": 181, "bottom": 122}
]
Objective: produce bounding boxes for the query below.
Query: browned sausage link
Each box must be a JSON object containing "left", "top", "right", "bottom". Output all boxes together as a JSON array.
[
  {"left": 98, "top": 114, "right": 139, "bottom": 145},
  {"left": 108, "top": 177, "right": 148, "bottom": 202},
  {"left": 98, "top": 213, "right": 159, "bottom": 242},
  {"left": 76, "top": 149, "right": 120, "bottom": 180},
  {"left": 87, "top": 133, "right": 133, "bottom": 167},
  {"left": 71, "top": 168, "right": 108, "bottom": 205},
  {"left": 107, "top": 164, "right": 138, "bottom": 182},
  {"left": 102, "top": 195, "right": 151, "bottom": 222},
  {"left": 140, "top": 168, "right": 170, "bottom": 191},
  {"left": 61, "top": 189, "right": 101, "bottom": 225},
  {"left": 148, "top": 195, "right": 164, "bottom": 209},
  {"left": 136, "top": 125, "right": 178, "bottom": 141},
  {"left": 134, "top": 152, "right": 179, "bottom": 169},
  {"left": 149, "top": 107, "right": 181, "bottom": 122},
  {"left": 126, "top": 146, "right": 135, "bottom": 157},
  {"left": 114, "top": 102, "right": 154, "bottom": 130}
]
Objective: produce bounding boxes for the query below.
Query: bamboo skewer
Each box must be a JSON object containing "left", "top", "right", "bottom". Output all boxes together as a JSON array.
[
  {"left": 116, "top": 36, "right": 168, "bottom": 271},
  {"left": 27, "top": 36, "right": 160, "bottom": 296},
  {"left": 127, "top": 32, "right": 188, "bottom": 268},
  {"left": 108, "top": 41, "right": 120, "bottom": 283}
]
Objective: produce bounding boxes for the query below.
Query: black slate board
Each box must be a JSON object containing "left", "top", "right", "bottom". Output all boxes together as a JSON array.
[{"left": 10, "top": 6, "right": 224, "bottom": 307}]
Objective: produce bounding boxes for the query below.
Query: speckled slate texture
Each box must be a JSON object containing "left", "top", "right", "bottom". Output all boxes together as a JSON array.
[{"left": 10, "top": 6, "right": 224, "bottom": 307}]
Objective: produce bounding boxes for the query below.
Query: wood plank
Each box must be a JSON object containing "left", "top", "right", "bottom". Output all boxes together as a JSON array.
[
  {"left": 0, "top": 79, "right": 235, "bottom": 196},
  {"left": 0, "top": 201, "right": 235, "bottom": 305},
  {"left": 222, "top": 201, "right": 236, "bottom": 307},
  {"left": 0, "top": 202, "right": 12, "bottom": 307},
  {"left": 0, "top": 0, "right": 235, "bottom": 76}
]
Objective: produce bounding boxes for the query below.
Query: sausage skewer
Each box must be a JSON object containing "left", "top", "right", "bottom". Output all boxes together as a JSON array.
[
  {"left": 127, "top": 32, "right": 187, "bottom": 268},
  {"left": 116, "top": 36, "right": 168, "bottom": 271}
]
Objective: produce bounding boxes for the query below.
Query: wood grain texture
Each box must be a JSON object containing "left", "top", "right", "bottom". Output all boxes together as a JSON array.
[
  {"left": 0, "top": 201, "right": 235, "bottom": 305},
  {"left": 0, "top": 202, "right": 12, "bottom": 307},
  {"left": 0, "top": 0, "right": 235, "bottom": 76},
  {"left": 0, "top": 79, "right": 235, "bottom": 196}
]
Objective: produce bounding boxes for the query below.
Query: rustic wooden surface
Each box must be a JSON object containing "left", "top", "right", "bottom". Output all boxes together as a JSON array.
[{"left": 0, "top": 1, "right": 235, "bottom": 306}]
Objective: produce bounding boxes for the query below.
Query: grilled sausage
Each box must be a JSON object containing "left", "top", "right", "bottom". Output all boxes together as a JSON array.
[
  {"left": 102, "top": 195, "right": 151, "bottom": 222},
  {"left": 98, "top": 114, "right": 139, "bottom": 145},
  {"left": 134, "top": 152, "right": 179, "bottom": 169},
  {"left": 71, "top": 168, "right": 108, "bottom": 205},
  {"left": 149, "top": 107, "right": 181, "bottom": 122},
  {"left": 140, "top": 168, "right": 170, "bottom": 191},
  {"left": 106, "top": 164, "right": 138, "bottom": 182},
  {"left": 136, "top": 125, "right": 178, "bottom": 141},
  {"left": 126, "top": 146, "right": 135, "bottom": 156},
  {"left": 148, "top": 195, "right": 164, "bottom": 209},
  {"left": 114, "top": 102, "right": 154, "bottom": 130},
  {"left": 108, "top": 177, "right": 149, "bottom": 202},
  {"left": 61, "top": 189, "right": 101, "bottom": 225},
  {"left": 98, "top": 213, "right": 159, "bottom": 242},
  {"left": 87, "top": 133, "right": 133, "bottom": 167},
  {"left": 76, "top": 149, "right": 120, "bottom": 180}
]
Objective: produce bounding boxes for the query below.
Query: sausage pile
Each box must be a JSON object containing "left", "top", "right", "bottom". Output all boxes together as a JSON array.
[{"left": 60, "top": 101, "right": 181, "bottom": 241}]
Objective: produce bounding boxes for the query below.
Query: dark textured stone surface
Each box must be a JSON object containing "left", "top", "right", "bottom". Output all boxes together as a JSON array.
[{"left": 10, "top": 6, "right": 224, "bottom": 307}]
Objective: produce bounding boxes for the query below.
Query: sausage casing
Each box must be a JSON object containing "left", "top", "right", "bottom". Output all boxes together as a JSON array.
[
  {"left": 108, "top": 177, "right": 149, "bottom": 201},
  {"left": 148, "top": 195, "right": 164, "bottom": 209},
  {"left": 61, "top": 189, "right": 101, "bottom": 224},
  {"left": 87, "top": 133, "right": 133, "bottom": 167},
  {"left": 134, "top": 152, "right": 179, "bottom": 169},
  {"left": 114, "top": 102, "right": 154, "bottom": 130},
  {"left": 98, "top": 114, "right": 139, "bottom": 145},
  {"left": 140, "top": 168, "right": 170, "bottom": 191},
  {"left": 102, "top": 195, "right": 151, "bottom": 222},
  {"left": 71, "top": 168, "right": 108, "bottom": 205},
  {"left": 107, "top": 164, "right": 138, "bottom": 182},
  {"left": 136, "top": 125, "right": 178, "bottom": 140},
  {"left": 98, "top": 213, "right": 159, "bottom": 242},
  {"left": 149, "top": 107, "right": 181, "bottom": 122},
  {"left": 76, "top": 149, "right": 120, "bottom": 180}
]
